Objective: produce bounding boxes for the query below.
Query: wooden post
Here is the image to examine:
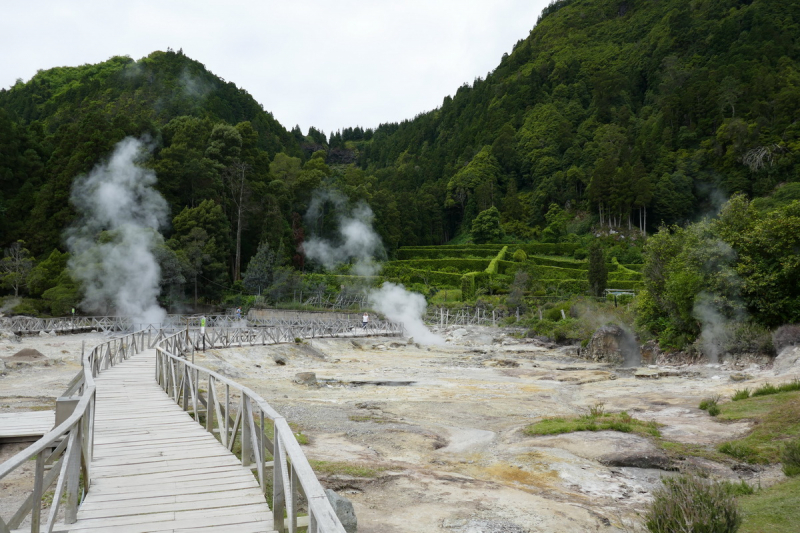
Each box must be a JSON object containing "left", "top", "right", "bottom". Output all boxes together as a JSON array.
[{"left": 242, "top": 397, "right": 252, "bottom": 467}]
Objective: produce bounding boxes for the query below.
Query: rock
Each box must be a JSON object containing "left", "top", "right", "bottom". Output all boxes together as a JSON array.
[
  {"left": 325, "top": 489, "right": 357, "bottom": 533},
  {"left": 355, "top": 401, "right": 381, "bottom": 410},
  {"left": 599, "top": 450, "right": 674, "bottom": 471},
  {"left": 640, "top": 340, "right": 660, "bottom": 364},
  {"left": 273, "top": 354, "right": 288, "bottom": 366},
  {"left": 451, "top": 328, "right": 468, "bottom": 339},
  {"left": 585, "top": 325, "right": 641, "bottom": 366},
  {"left": 773, "top": 346, "right": 800, "bottom": 375},
  {"left": 294, "top": 372, "right": 317, "bottom": 386},
  {"left": 39, "top": 330, "right": 49, "bottom": 337},
  {"left": 634, "top": 368, "right": 661, "bottom": 379},
  {"left": 350, "top": 340, "right": 363, "bottom": 350},
  {"left": 0, "top": 331, "right": 20, "bottom": 343},
  {"left": 49, "top": 330, "right": 57, "bottom": 337},
  {"left": 2, "top": 348, "right": 49, "bottom": 369}
]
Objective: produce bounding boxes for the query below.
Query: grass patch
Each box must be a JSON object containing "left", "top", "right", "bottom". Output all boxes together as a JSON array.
[
  {"left": 308, "top": 460, "right": 385, "bottom": 478},
  {"left": 752, "top": 379, "right": 800, "bottom": 398},
  {"left": 783, "top": 438, "right": 800, "bottom": 477},
  {"left": 738, "top": 476, "right": 800, "bottom": 533},
  {"left": 525, "top": 409, "right": 660, "bottom": 438},
  {"left": 644, "top": 474, "right": 741, "bottom": 533},
  {"left": 659, "top": 440, "right": 733, "bottom": 464},
  {"left": 732, "top": 388, "right": 751, "bottom": 401},
  {"left": 715, "top": 391, "right": 800, "bottom": 464},
  {"left": 699, "top": 394, "right": 722, "bottom": 416}
]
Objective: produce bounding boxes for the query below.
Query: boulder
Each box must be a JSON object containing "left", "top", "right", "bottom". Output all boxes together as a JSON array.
[
  {"left": 294, "top": 372, "right": 317, "bottom": 386},
  {"left": 774, "top": 346, "right": 800, "bottom": 376},
  {"left": 325, "top": 489, "right": 357, "bottom": 533},
  {"left": 273, "top": 354, "right": 288, "bottom": 366},
  {"left": 585, "top": 325, "right": 641, "bottom": 367}
]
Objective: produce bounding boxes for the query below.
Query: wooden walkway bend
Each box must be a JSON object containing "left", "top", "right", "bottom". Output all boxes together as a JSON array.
[
  {"left": 66, "top": 348, "right": 274, "bottom": 532},
  {"left": 2, "top": 321, "right": 402, "bottom": 533}
]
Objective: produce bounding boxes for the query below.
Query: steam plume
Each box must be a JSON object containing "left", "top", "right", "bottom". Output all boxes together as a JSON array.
[
  {"left": 369, "top": 283, "right": 444, "bottom": 345},
  {"left": 303, "top": 191, "right": 443, "bottom": 344},
  {"left": 66, "top": 137, "right": 168, "bottom": 325},
  {"left": 304, "top": 190, "right": 383, "bottom": 276}
]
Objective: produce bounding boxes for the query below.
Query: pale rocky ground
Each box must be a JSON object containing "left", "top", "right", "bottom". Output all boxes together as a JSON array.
[{"left": 1, "top": 327, "right": 799, "bottom": 532}]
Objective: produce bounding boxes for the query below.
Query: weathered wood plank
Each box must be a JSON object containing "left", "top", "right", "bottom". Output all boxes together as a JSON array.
[{"left": 64, "top": 348, "right": 273, "bottom": 532}]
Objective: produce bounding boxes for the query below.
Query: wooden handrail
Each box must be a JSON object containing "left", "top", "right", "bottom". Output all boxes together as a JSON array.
[
  {"left": 154, "top": 323, "right": 397, "bottom": 533},
  {"left": 0, "top": 329, "right": 150, "bottom": 533}
]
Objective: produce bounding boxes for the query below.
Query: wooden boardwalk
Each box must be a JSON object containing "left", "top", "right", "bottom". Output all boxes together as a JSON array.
[
  {"left": 63, "top": 349, "right": 275, "bottom": 533},
  {"left": 0, "top": 411, "right": 55, "bottom": 443}
]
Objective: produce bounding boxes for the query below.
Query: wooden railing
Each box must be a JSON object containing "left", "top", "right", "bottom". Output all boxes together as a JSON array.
[
  {"left": 1, "top": 312, "right": 402, "bottom": 335},
  {"left": 0, "top": 329, "right": 153, "bottom": 533},
  {"left": 155, "top": 324, "right": 406, "bottom": 533}
]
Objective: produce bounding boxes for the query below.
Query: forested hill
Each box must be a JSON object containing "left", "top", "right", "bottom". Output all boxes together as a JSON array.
[
  {"left": 0, "top": 49, "right": 302, "bottom": 254},
  {"left": 340, "top": 0, "right": 800, "bottom": 244},
  {"left": 2, "top": 0, "right": 800, "bottom": 272}
]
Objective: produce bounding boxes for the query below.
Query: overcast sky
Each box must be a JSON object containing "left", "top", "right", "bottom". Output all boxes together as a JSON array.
[{"left": 1, "top": 1, "right": 551, "bottom": 135}]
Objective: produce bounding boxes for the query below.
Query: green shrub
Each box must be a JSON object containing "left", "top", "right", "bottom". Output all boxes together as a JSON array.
[
  {"left": 512, "top": 248, "right": 528, "bottom": 262},
  {"left": 699, "top": 395, "right": 721, "bottom": 411},
  {"left": 644, "top": 475, "right": 741, "bottom": 533},
  {"left": 732, "top": 389, "right": 751, "bottom": 401},
  {"left": 719, "top": 441, "right": 761, "bottom": 463},
  {"left": 485, "top": 246, "right": 508, "bottom": 275},
  {"left": 783, "top": 439, "right": 800, "bottom": 477},
  {"left": 708, "top": 404, "right": 721, "bottom": 416},
  {"left": 720, "top": 479, "right": 755, "bottom": 496},
  {"left": 752, "top": 383, "right": 780, "bottom": 397}
]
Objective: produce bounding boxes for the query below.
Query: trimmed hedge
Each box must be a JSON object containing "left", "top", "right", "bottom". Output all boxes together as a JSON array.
[
  {"left": 385, "top": 259, "right": 491, "bottom": 272},
  {"left": 381, "top": 266, "right": 463, "bottom": 287},
  {"left": 608, "top": 272, "right": 643, "bottom": 281},
  {"left": 530, "top": 256, "right": 589, "bottom": 270},
  {"left": 485, "top": 246, "right": 508, "bottom": 274},
  {"left": 395, "top": 248, "right": 500, "bottom": 260},
  {"left": 527, "top": 264, "right": 589, "bottom": 280},
  {"left": 461, "top": 272, "right": 491, "bottom": 300},
  {"left": 622, "top": 263, "right": 644, "bottom": 272},
  {"left": 396, "top": 243, "right": 579, "bottom": 260},
  {"left": 606, "top": 280, "right": 643, "bottom": 290}
]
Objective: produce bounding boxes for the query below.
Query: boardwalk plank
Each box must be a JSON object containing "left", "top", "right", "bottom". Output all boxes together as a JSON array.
[{"left": 65, "top": 348, "right": 274, "bottom": 533}]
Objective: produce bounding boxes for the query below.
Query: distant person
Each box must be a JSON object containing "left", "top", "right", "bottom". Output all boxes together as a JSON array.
[
  {"left": 362, "top": 312, "right": 369, "bottom": 329},
  {"left": 236, "top": 307, "right": 242, "bottom": 320}
]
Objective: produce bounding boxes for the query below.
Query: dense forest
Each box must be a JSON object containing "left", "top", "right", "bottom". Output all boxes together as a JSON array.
[{"left": 1, "top": 0, "right": 800, "bottom": 348}]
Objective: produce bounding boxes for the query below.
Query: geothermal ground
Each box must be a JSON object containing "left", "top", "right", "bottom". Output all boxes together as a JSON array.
[{"left": 2, "top": 327, "right": 798, "bottom": 532}]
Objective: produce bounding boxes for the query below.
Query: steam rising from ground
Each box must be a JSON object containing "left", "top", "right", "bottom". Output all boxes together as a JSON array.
[
  {"left": 66, "top": 137, "right": 168, "bottom": 325},
  {"left": 303, "top": 190, "right": 443, "bottom": 344},
  {"left": 304, "top": 190, "right": 383, "bottom": 276},
  {"left": 369, "top": 283, "right": 444, "bottom": 345}
]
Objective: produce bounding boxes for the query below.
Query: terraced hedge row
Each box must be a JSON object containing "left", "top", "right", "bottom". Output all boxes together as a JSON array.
[
  {"left": 396, "top": 243, "right": 580, "bottom": 260},
  {"left": 384, "top": 259, "right": 491, "bottom": 273}
]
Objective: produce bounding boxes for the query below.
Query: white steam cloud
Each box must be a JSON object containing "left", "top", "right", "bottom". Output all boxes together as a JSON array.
[
  {"left": 304, "top": 190, "right": 383, "bottom": 276},
  {"left": 66, "top": 137, "right": 168, "bottom": 325},
  {"left": 303, "top": 190, "right": 443, "bottom": 345},
  {"left": 369, "top": 282, "right": 444, "bottom": 345}
]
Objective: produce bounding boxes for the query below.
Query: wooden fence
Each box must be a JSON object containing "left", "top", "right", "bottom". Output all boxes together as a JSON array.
[
  {"left": 154, "top": 325, "right": 400, "bottom": 533},
  {"left": 0, "top": 329, "right": 155, "bottom": 533}
]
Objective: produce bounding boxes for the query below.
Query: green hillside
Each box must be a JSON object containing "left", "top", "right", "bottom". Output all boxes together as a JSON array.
[
  {"left": 338, "top": 0, "right": 800, "bottom": 243},
  {"left": 1, "top": 0, "right": 799, "bottom": 338}
]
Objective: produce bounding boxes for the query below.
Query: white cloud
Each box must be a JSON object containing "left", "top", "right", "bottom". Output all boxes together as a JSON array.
[{"left": 0, "top": 0, "right": 550, "bottom": 134}]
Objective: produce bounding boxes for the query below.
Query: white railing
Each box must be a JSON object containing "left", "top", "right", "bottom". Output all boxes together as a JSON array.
[{"left": 0, "top": 329, "right": 154, "bottom": 533}]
